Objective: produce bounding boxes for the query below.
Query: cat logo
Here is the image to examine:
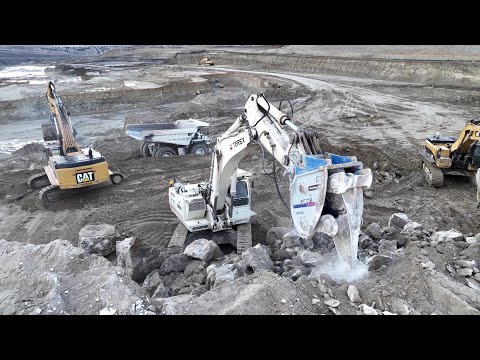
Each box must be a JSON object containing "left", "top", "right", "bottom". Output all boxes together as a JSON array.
[{"left": 76, "top": 171, "right": 95, "bottom": 184}]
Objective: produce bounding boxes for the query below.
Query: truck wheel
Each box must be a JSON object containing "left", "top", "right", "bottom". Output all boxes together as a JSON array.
[
  {"left": 154, "top": 146, "right": 177, "bottom": 157},
  {"left": 141, "top": 142, "right": 152, "bottom": 157},
  {"left": 189, "top": 143, "right": 209, "bottom": 155}
]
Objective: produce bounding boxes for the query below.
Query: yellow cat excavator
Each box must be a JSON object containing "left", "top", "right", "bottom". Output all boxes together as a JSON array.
[
  {"left": 198, "top": 57, "right": 214, "bottom": 66},
  {"left": 419, "top": 119, "right": 480, "bottom": 204},
  {"left": 27, "top": 81, "right": 124, "bottom": 203}
]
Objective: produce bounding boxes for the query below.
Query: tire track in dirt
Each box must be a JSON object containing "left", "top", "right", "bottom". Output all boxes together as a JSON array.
[{"left": 116, "top": 208, "right": 178, "bottom": 248}]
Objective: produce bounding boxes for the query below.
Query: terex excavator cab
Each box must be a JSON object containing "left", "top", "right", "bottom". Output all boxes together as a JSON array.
[
  {"left": 27, "top": 81, "right": 124, "bottom": 203},
  {"left": 169, "top": 93, "right": 373, "bottom": 267}
]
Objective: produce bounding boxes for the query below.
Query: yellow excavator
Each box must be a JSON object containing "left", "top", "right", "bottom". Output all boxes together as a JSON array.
[
  {"left": 419, "top": 119, "right": 480, "bottom": 202},
  {"left": 27, "top": 81, "right": 124, "bottom": 203},
  {"left": 198, "top": 57, "right": 214, "bottom": 66}
]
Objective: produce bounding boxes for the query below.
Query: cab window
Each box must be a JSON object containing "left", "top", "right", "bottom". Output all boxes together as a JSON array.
[{"left": 233, "top": 180, "right": 249, "bottom": 206}]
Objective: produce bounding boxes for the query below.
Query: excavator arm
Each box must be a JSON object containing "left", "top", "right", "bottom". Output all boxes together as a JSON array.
[
  {"left": 206, "top": 93, "right": 372, "bottom": 266},
  {"left": 449, "top": 121, "right": 480, "bottom": 154},
  {"left": 46, "top": 81, "right": 81, "bottom": 156}
]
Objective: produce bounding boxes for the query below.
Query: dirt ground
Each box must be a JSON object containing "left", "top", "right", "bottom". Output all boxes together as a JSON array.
[{"left": 1, "top": 45, "right": 480, "bottom": 315}]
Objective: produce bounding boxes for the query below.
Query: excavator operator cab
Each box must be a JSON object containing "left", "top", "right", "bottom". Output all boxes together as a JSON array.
[
  {"left": 233, "top": 179, "right": 249, "bottom": 207},
  {"left": 223, "top": 170, "right": 254, "bottom": 225},
  {"left": 230, "top": 170, "right": 255, "bottom": 225}
]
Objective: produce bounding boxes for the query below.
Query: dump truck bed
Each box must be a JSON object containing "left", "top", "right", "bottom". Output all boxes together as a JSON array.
[{"left": 125, "top": 119, "right": 210, "bottom": 146}]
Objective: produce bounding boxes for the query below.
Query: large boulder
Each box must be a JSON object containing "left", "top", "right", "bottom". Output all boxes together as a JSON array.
[
  {"left": 360, "top": 304, "right": 378, "bottom": 315},
  {"left": 160, "top": 253, "right": 191, "bottom": 275},
  {"left": 282, "top": 260, "right": 311, "bottom": 280},
  {"left": 183, "top": 261, "right": 207, "bottom": 286},
  {"left": 183, "top": 239, "right": 222, "bottom": 262},
  {"left": 266, "top": 227, "right": 291, "bottom": 247},
  {"left": 347, "top": 285, "right": 363, "bottom": 303},
  {"left": 282, "top": 231, "right": 302, "bottom": 248},
  {"left": 184, "top": 260, "right": 204, "bottom": 278},
  {"left": 169, "top": 274, "right": 203, "bottom": 296},
  {"left": 457, "top": 268, "right": 473, "bottom": 277},
  {"left": 430, "top": 229, "right": 464, "bottom": 243},
  {"left": 382, "top": 226, "right": 400, "bottom": 238},
  {"left": 466, "top": 237, "right": 477, "bottom": 244},
  {"left": 282, "top": 268, "right": 304, "bottom": 281},
  {"left": 160, "top": 271, "right": 182, "bottom": 289},
  {"left": 358, "top": 234, "right": 373, "bottom": 249},
  {"left": 367, "top": 254, "right": 394, "bottom": 271},
  {"left": 401, "top": 222, "right": 423, "bottom": 234},
  {"left": 272, "top": 247, "right": 294, "bottom": 261},
  {"left": 453, "top": 259, "right": 475, "bottom": 268},
  {"left": 312, "top": 232, "right": 333, "bottom": 248},
  {"left": 129, "top": 299, "right": 156, "bottom": 315},
  {"left": 395, "top": 231, "right": 419, "bottom": 248},
  {"left": 295, "top": 250, "right": 323, "bottom": 268},
  {"left": 142, "top": 270, "right": 164, "bottom": 295},
  {"left": 388, "top": 213, "right": 411, "bottom": 229},
  {"left": 153, "top": 294, "right": 196, "bottom": 315},
  {"left": 241, "top": 244, "right": 274, "bottom": 272},
  {"left": 79, "top": 223, "right": 119, "bottom": 256},
  {"left": 152, "top": 283, "right": 170, "bottom": 299},
  {"left": 365, "top": 223, "right": 382, "bottom": 240},
  {"left": 427, "top": 271, "right": 480, "bottom": 315},
  {"left": 475, "top": 233, "right": 480, "bottom": 243},
  {"left": 116, "top": 237, "right": 169, "bottom": 282},
  {"left": 206, "top": 263, "right": 240, "bottom": 288},
  {"left": 378, "top": 239, "right": 397, "bottom": 254},
  {"left": 466, "top": 278, "right": 480, "bottom": 291},
  {"left": 191, "top": 285, "right": 208, "bottom": 297},
  {"left": 300, "top": 237, "right": 314, "bottom": 250},
  {"left": 460, "top": 243, "right": 480, "bottom": 263},
  {"left": 0, "top": 239, "right": 148, "bottom": 315}
]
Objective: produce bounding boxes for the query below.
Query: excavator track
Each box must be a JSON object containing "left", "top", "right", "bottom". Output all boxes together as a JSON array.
[
  {"left": 39, "top": 184, "right": 62, "bottom": 203},
  {"left": 236, "top": 223, "right": 252, "bottom": 254},
  {"left": 38, "top": 179, "right": 117, "bottom": 204},
  {"left": 27, "top": 172, "right": 51, "bottom": 190},
  {"left": 422, "top": 160, "right": 444, "bottom": 187},
  {"left": 168, "top": 223, "right": 189, "bottom": 248}
]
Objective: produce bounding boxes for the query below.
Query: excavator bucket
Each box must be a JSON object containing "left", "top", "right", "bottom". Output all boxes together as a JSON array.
[
  {"left": 289, "top": 156, "right": 329, "bottom": 239},
  {"left": 289, "top": 154, "right": 372, "bottom": 267}
]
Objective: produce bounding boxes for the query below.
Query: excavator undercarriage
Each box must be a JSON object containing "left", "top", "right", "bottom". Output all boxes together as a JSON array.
[{"left": 28, "top": 171, "right": 123, "bottom": 203}]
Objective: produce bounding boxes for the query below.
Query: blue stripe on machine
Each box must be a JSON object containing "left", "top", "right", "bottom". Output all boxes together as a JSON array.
[
  {"left": 295, "top": 156, "right": 328, "bottom": 175},
  {"left": 293, "top": 201, "right": 316, "bottom": 208},
  {"left": 328, "top": 153, "right": 356, "bottom": 165}
]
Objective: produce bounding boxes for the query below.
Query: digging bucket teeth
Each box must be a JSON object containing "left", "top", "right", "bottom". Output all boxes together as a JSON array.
[{"left": 289, "top": 153, "right": 372, "bottom": 267}]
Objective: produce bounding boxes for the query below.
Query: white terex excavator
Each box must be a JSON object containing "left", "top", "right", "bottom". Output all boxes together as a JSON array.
[{"left": 169, "top": 93, "right": 373, "bottom": 267}]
